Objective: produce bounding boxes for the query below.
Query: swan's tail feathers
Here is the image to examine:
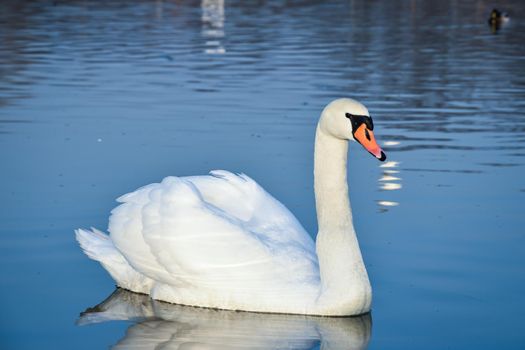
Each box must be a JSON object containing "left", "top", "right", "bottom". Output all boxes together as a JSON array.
[
  {"left": 76, "top": 227, "right": 114, "bottom": 262},
  {"left": 75, "top": 228, "right": 153, "bottom": 295}
]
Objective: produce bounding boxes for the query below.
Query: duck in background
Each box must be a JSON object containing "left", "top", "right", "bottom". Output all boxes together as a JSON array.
[{"left": 488, "top": 8, "right": 510, "bottom": 33}]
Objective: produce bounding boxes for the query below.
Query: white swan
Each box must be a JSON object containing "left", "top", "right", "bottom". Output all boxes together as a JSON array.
[{"left": 76, "top": 98, "right": 386, "bottom": 316}]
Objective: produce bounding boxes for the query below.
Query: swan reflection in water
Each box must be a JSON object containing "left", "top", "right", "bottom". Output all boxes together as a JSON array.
[{"left": 79, "top": 288, "right": 372, "bottom": 350}]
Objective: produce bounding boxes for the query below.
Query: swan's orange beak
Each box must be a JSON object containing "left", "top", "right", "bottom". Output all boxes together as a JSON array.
[{"left": 353, "top": 124, "right": 386, "bottom": 161}]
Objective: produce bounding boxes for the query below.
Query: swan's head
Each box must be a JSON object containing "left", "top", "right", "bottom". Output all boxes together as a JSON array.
[{"left": 319, "top": 98, "right": 386, "bottom": 161}]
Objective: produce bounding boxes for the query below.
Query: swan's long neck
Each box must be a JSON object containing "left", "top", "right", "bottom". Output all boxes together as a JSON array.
[{"left": 314, "top": 124, "right": 371, "bottom": 313}]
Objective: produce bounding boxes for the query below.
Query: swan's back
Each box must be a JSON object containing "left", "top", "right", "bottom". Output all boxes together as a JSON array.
[{"left": 107, "top": 171, "right": 320, "bottom": 311}]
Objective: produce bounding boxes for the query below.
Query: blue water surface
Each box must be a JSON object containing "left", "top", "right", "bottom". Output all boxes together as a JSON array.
[{"left": 1, "top": 0, "right": 524, "bottom": 349}]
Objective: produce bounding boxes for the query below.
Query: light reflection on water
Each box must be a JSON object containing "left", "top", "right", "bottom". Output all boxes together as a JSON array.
[
  {"left": 377, "top": 160, "right": 402, "bottom": 211},
  {"left": 0, "top": 0, "right": 524, "bottom": 349},
  {"left": 202, "top": 0, "right": 226, "bottom": 55}
]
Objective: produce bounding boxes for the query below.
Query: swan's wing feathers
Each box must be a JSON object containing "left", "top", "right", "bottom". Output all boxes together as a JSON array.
[
  {"left": 109, "top": 181, "right": 177, "bottom": 286},
  {"left": 140, "top": 177, "right": 284, "bottom": 291},
  {"left": 194, "top": 171, "right": 318, "bottom": 272},
  {"left": 110, "top": 171, "right": 319, "bottom": 296},
  {"left": 189, "top": 170, "right": 316, "bottom": 255}
]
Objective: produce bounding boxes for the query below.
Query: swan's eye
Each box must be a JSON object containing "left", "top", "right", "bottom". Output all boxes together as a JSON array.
[{"left": 345, "top": 113, "right": 374, "bottom": 132}]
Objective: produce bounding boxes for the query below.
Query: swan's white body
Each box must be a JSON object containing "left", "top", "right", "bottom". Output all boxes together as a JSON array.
[{"left": 77, "top": 98, "right": 382, "bottom": 316}]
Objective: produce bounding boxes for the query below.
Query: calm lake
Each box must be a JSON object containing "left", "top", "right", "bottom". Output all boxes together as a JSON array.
[{"left": 1, "top": 0, "right": 524, "bottom": 349}]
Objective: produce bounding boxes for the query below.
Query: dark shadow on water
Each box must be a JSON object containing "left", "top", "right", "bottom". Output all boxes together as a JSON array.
[{"left": 78, "top": 288, "right": 372, "bottom": 350}]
